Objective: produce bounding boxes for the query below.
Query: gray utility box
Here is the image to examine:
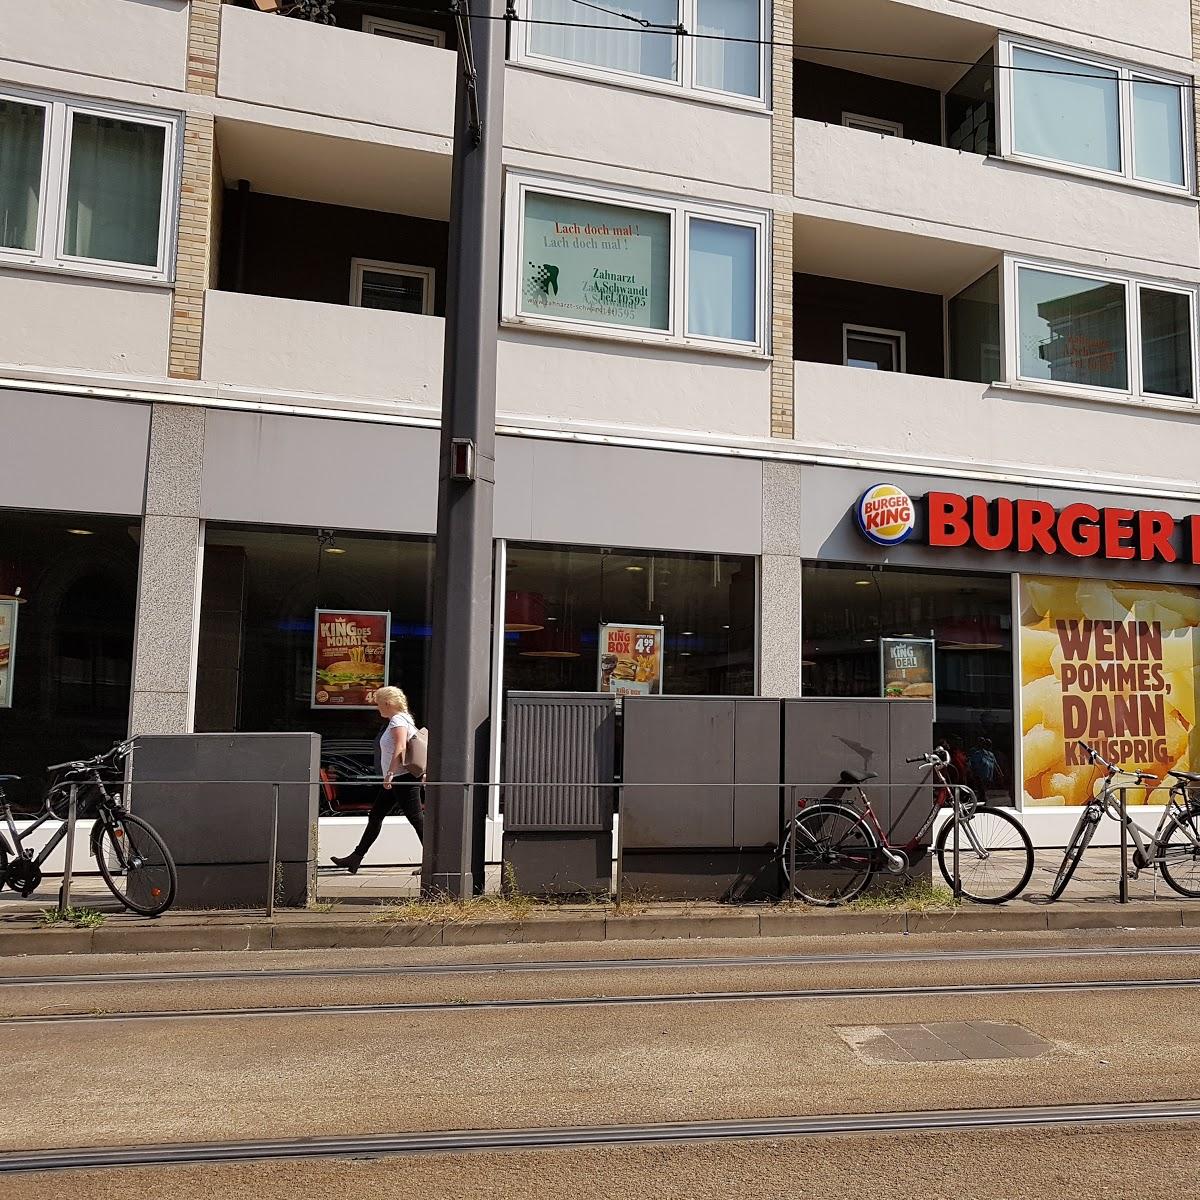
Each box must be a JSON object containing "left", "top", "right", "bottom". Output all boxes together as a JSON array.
[
  {"left": 621, "top": 696, "right": 781, "bottom": 901},
  {"left": 503, "top": 692, "right": 616, "bottom": 896},
  {"left": 783, "top": 698, "right": 935, "bottom": 882},
  {"left": 129, "top": 733, "right": 319, "bottom": 909}
]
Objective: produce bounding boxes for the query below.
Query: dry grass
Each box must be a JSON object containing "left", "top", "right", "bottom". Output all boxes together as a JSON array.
[{"left": 847, "top": 877, "right": 960, "bottom": 912}]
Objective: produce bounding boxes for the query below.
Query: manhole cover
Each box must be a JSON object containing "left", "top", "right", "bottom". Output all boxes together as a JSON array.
[{"left": 839, "top": 1021, "right": 1052, "bottom": 1063}]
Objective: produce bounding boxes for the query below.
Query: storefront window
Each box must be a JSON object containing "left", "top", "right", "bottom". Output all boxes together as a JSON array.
[
  {"left": 0, "top": 511, "right": 138, "bottom": 809},
  {"left": 801, "top": 562, "right": 1015, "bottom": 801},
  {"left": 195, "top": 525, "right": 434, "bottom": 739},
  {"left": 503, "top": 544, "right": 756, "bottom": 696}
]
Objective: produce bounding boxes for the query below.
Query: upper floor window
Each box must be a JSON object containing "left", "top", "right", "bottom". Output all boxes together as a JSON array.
[
  {"left": 504, "top": 174, "right": 768, "bottom": 353},
  {"left": 1008, "top": 259, "right": 1195, "bottom": 402},
  {"left": 0, "top": 87, "right": 178, "bottom": 282},
  {"left": 1001, "top": 40, "right": 1190, "bottom": 192},
  {"left": 517, "top": 0, "right": 766, "bottom": 103}
]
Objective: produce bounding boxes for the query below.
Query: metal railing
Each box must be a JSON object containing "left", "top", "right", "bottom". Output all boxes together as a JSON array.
[{"left": 38, "top": 775, "right": 994, "bottom": 916}]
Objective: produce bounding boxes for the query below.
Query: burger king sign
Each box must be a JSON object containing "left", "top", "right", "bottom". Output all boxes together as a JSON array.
[{"left": 856, "top": 484, "right": 915, "bottom": 547}]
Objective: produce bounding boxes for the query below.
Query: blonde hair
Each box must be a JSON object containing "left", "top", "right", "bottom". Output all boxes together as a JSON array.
[{"left": 374, "top": 686, "right": 410, "bottom": 714}]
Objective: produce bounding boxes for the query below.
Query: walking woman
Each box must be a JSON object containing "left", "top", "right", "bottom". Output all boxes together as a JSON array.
[{"left": 331, "top": 686, "right": 423, "bottom": 873}]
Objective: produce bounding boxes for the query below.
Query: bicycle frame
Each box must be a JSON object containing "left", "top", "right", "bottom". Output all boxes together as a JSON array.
[
  {"left": 0, "top": 797, "right": 72, "bottom": 870},
  {"left": 1094, "top": 774, "right": 1200, "bottom": 870},
  {"left": 850, "top": 763, "right": 980, "bottom": 861}
]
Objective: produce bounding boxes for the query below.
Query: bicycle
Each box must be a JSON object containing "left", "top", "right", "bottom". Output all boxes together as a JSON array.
[
  {"left": 0, "top": 740, "right": 177, "bottom": 916},
  {"left": 781, "top": 748, "right": 1034, "bottom": 906},
  {"left": 1048, "top": 741, "right": 1200, "bottom": 901}
]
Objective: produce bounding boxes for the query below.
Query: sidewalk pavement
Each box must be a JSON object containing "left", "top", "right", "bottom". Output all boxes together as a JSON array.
[{"left": 0, "top": 849, "right": 1196, "bottom": 958}]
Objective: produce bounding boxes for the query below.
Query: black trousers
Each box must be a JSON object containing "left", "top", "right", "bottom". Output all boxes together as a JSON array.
[{"left": 349, "top": 777, "right": 424, "bottom": 862}]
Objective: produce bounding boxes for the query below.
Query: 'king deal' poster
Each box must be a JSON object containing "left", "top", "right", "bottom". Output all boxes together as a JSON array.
[{"left": 1020, "top": 576, "right": 1200, "bottom": 805}]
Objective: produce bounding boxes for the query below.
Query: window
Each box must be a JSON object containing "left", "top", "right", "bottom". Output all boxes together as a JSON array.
[
  {"left": 0, "top": 87, "right": 178, "bottom": 280},
  {"left": 1003, "top": 40, "right": 1189, "bottom": 191},
  {"left": 1011, "top": 260, "right": 1196, "bottom": 401},
  {"left": 843, "top": 325, "right": 905, "bottom": 372},
  {"left": 507, "top": 176, "right": 767, "bottom": 351},
  {"left": 0, "top": 98, "right": 46, "bottom": 253},
  {"left": 350, "top": 259, "right": 434, "bottom": 315},
  {"left": 519, "top": 0, "right": 767, "bottom": 103},
  {"left": 362, "top": 15, "right": 446, "bottom": 48},
  {"left": 842, "top": 113, "right": 903, "bottom": 137},
  {"left": 948, "top": 268, "right": 1001, "bottom": 385}
]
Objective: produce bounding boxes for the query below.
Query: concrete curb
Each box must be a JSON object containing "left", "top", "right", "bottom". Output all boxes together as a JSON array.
[{"left": 0, "top": 902, "right": 1193, "bottom": 957}]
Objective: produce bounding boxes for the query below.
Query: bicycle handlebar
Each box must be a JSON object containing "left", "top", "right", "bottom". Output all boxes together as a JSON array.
[
  {"left": 1076, "top": 741, "right": 1158, "bottom": 783},
  {"left": 46, "top": 739, "right": 133, "bottom": 776},
  {"left": 906, "top": 749, "right": 951, "bottom": 768}
]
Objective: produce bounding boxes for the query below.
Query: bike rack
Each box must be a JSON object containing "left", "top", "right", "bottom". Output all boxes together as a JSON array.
[{"left": 56, "top": 783, "right": 78, "bottom": 919}]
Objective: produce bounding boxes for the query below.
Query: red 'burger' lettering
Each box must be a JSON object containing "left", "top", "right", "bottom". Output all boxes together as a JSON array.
[{"left": 909, "top": 491, "right": 1183, "bottom": 563}]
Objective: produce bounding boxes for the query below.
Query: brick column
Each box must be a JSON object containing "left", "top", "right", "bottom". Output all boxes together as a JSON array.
[
  {"left": 168, "top": 0, "right": 222, "bottom": 380},
  {"left": 128, "top": 1, "right": 222, "bottom": 734},
  {"left": 769, "top": 0, "right": 794, "bottom": 439}
]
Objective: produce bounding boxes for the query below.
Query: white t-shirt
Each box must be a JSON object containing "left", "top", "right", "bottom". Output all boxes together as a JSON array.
[{"left": 378, "top": 711, "right": 418, "bottom": 779}]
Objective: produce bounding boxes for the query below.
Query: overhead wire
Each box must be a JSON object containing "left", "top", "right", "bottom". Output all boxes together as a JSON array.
[{"left": 356, "top": 0, "right": 1197, "bottom": 85}]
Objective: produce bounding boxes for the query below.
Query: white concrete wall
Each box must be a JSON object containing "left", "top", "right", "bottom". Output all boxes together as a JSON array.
[
  {"left": 0, "top": 271, "right": 170, "bottom": 379},
  {"left": 218, "top": 4, "right": 455, "bottom": 139},
  {"left": 793, "top": 359, "right": 1200, "bottom": 491},
  {"left": 497, "top": 331, "right": 772, "bottom": 439},
  {"left": 200, "top": 290, "right": 444, "bottom": 407},
  {"left": 505, "top": 69, "right": 772, "bottom": 194},
  {"left": 0, "top": 0, "right": 189, "bottom": 91},
  {"left": 794, "top": 121, "right": 1200, "bottom": 276},
  {"left": 919, "top": 0, "right": 1192, "bottom": 64}
]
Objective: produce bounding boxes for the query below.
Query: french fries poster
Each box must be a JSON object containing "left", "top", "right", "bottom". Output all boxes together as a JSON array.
[
  {"left": 311, "top": 609, "right": 390, "bottom": 709},
  {"left": 1020, "top": 576, "right": 1200, "bottom": 805},
  {"left": 597, "top": 623, "right": 663, "bottom": 696}
]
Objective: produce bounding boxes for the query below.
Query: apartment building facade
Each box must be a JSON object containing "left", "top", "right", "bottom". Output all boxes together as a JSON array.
[{"left": 2, "top": 0, "right": 1199, "bottom": 855}]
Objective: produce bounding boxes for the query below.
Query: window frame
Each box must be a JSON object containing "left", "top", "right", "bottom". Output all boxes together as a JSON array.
[
  {"left": 349, "top": 258, "right": 435, "bottom": 315},
  {"left": 842, "top": 324, "right": 906, "bottom": 372},
  {"left": 997, "top": 36, "right": 1193, "bottom": 196},
  {"left": 512, "top": 0, "right": 770, "bottom": 109},
  {"left": 503, "top": 172, "right": 769, "bottom": 355},
  {"left": 0, "top": 85, "right": 180, "bottom": 284},
  {"left": 362, "top": 15, "right": 447, "bottom": 48},
  {"left": 842, "top": 112, "right": 903, "bottom": 138},
  {"left": 1003, "top": 255, "right": 1199, "bottom": 406}
]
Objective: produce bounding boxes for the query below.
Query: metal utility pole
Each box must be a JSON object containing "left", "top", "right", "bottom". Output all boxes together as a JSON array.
[{"left": 422, "top": 0, "right": 505, "bottom": 898}]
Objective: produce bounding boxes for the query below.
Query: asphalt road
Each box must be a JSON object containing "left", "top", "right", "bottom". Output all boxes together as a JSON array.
[{"left": 3, "top": 927, "right": 1199, "bottom": 1197}]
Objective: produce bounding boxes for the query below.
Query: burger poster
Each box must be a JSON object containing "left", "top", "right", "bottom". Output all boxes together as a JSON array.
[
  {"left": 311, "top": 609, "right": 390, "bottom": 709},
  {"left": 598, "top": 623, "right": 663, "bottom": 697},
  {"left": 1020, "top": 576, "right": 1200, "bottom": 806},
  {"left": 0, "top": 598, "right": 17, "bottom": 708},
  {"left": 880, "top": 637, "right": 935, "bottom": 700}
]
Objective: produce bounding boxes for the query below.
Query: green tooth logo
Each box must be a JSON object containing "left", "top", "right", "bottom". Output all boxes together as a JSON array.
[{"left": 526, "top": 263, "right": 559, "bottom": 298}]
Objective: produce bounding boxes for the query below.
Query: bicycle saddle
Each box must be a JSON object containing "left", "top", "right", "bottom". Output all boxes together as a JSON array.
[
  {"left": 0, "top": 774, "right": 19, "bottom": 783},
  {"left": 1168, "top": 769, "right": 1200, "bottom": 782},
  {"left": 840, "top": 769, "right": 878, "bottom": 785}
]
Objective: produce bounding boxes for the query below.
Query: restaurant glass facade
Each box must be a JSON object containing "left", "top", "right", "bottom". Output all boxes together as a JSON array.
[
  {"left": 0, "top": 510, "right": 139, "bottom": 809},
  {"left": 801, "top": 561, "right": 1016, "bottom": 800}
]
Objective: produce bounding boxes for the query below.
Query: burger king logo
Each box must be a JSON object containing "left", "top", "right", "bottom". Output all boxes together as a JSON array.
[{"left": 856, "top": 484, "right": 915, "bottom": 547}]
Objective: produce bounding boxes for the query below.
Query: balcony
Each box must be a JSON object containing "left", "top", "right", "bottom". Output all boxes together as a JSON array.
[
  {"left": 218, "top": 3, "right": 456, "bottom": 144},
  {"left": 792, "top": 358, "right": 1200, "bottom": 492},
  {"left": 793, "top": 119, "right": 1199, "bottom": 270},
  {"left": 202, "top": 290, "right": 444, "bottom": 408}
]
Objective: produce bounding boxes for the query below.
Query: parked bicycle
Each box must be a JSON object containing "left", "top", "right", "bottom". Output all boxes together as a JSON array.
[
  {"left": 0, "top": 740, "right": 177, "bottom": 916},
  {"left": 781, "top": 748, "right": 1034, "bottom": 906},
  {"left": 1048, "top": 741, "right": 1200, "bottom": 901}
]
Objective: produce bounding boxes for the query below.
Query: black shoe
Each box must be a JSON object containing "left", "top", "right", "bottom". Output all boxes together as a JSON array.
[{"left": 331, "top": 854, "right": 361, "bottom": 875}]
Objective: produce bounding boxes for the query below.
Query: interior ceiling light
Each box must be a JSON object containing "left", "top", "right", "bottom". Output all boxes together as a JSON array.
[
  {"left": 854, "top": 579, "right": 872, "bottom": 586},
  {"left": 66, "top": 528, "right": 93, "bottom": 536},
  {"left": 625, "top": 564, "right": 645, "bottom": 573}
]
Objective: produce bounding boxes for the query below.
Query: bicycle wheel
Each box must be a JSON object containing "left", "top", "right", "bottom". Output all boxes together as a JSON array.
[
  {"left": 1159, "top": 809, "right": 1200, "bottom": 898},
  {"left": 91, "top": 812, "right": 177, "bottom": 916},
  {"left": 781, "top": 803, "right": 876, "bottom": 906},
  {"left": 1047, "top": 806, "right": 1100, "bottom": 901},
  {"left": 935, "top": 806, "right": 1034, "bottom": 903}
]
